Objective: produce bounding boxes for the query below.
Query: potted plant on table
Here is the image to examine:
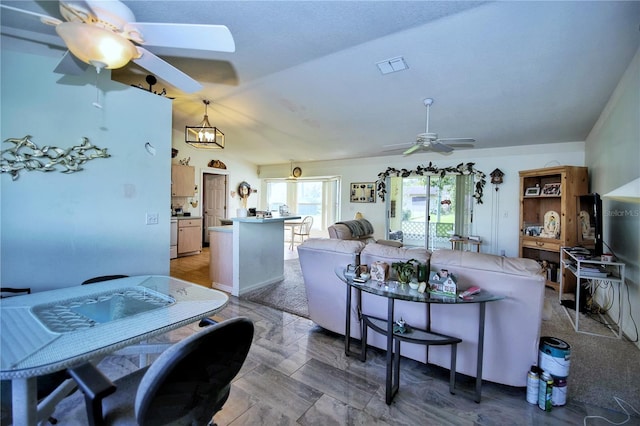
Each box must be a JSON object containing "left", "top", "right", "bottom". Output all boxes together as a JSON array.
[{"left": 392, "top": 259, "right": 418, "bottom": 284}]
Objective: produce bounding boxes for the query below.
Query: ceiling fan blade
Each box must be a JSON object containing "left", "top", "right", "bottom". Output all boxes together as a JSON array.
[
  {"left": 133, "top": 47, "right": 202, "bottom": 93},
  {"left": 403, "top": 144, "right": 423, "bottom": 156},
  {"left": 0, "top": 4, "right": 62, "bottom": 25},
  {"left": 437, "top": 138, "right": 476, "bottom": 143},
  {"left": 382, "top": 142, "right": 413, "bottom": 151},
  {"left": 430, "top": 142, "right": 454, "bottom": 153},
  {"left": 131, "top": 22, "right": 235, "bottom": 53},
  {"left": 446, "top": 143, "right": 475, "bottom": 148},
  {"left": 53, "top": 50, "right": 89, "bottom": 75}
]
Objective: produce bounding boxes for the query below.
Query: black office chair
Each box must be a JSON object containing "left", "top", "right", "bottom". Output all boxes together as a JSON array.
[
  {"left": 69, "top": 317, "right": 254, "bottom": 426},
  {"left": 81, "top": 275, "right": 129, "bottom": 285},
  {"left": 0, "top": 287, "right": 31, "bottom": 298}
]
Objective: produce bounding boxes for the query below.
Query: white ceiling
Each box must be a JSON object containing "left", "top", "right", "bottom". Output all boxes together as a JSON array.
[{"left": 2, "top": 1, "right": 639, "bottom": 165}]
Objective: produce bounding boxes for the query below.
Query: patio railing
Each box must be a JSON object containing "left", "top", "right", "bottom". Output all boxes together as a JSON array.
[{"left": 389, "top": 221, "right": 454, "bottom": 249}]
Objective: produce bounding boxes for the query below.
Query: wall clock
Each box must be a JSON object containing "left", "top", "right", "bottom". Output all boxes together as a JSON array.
[{"left": 292, "top": 167, "right": 302, "bottom": 178}]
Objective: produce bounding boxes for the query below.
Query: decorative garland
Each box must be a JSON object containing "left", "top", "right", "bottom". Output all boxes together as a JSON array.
[{"left": 375, "top": 162, "right": 486, "bottom": 204}]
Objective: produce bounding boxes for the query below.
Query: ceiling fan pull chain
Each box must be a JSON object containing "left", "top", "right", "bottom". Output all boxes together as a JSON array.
[{"left": 93, "top": 67, "right": 102, "bottom": 109}]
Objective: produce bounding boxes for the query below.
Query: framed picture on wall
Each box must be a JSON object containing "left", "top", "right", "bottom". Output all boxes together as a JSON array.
[{"left": 350, "top": 182, "right": 376, "bottom": 203}]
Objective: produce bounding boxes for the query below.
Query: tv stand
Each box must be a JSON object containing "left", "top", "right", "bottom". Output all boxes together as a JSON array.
[{"left": 559, "top": 247, "right": 625, "bottom": 339}]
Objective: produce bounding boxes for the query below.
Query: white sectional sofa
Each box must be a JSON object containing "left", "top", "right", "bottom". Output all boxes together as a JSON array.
[{"left": 297, "top": 238, "right": 545, "bottom": 387}]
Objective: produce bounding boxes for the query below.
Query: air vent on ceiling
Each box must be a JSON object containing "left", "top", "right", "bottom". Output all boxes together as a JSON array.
[{"left": 376, "top": 56, "right": 408, "bottom": 75}]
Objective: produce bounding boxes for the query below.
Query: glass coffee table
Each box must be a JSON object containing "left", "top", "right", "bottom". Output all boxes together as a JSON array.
[{"left": 336, "top": 267, "right": 503, "bottom": 404}]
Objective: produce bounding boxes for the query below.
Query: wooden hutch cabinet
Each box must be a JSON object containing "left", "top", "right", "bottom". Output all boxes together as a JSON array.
[{"left": 518, "top": 166, "right": 588, "bottom": 294}]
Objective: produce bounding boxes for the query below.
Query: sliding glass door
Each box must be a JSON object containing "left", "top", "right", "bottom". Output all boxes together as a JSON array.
[{"left": 386, "top": 174, "right": 473, "bottom": 249}]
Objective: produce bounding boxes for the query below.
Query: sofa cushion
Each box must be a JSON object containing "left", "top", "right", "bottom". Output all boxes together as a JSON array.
[
  {"left": 328, "top": 220, "right": 374, "bottom": 240},
  {"left": 360, "top": 242, "right": 431, "bottom": 264},
  {"left": 431, "top": 249, "right": 541, "bottom": 277},
  {"left": 298, "top": 238, "right": 366, "bottom": 254}
]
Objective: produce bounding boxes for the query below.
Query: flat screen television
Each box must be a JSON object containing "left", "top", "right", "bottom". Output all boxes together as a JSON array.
[{"left": 576, "top": 193, "right": 603, "bottom": 256}]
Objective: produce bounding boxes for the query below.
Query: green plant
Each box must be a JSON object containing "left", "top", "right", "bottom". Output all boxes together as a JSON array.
[{"left": 392, "top": 259, "right": 418, "bottom": 283}]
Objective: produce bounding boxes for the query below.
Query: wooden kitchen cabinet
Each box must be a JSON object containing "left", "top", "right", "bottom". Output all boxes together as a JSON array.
[
  {"left": 171, "top": 164, "right": 195, "bottom": 197},
  {"left": 178, "top": 219, "right": 202, "bottom": 255},
  {"left": 519, "top": 165, "right": 588, "bottom": 294}
]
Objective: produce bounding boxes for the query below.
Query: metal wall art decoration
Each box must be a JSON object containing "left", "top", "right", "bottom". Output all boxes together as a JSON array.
[
  {"left": 376, "top": 162, "right": 486, "bottom": 203},
  {"left": 1, "top": 135, "right": 110, "bottom": 181}
]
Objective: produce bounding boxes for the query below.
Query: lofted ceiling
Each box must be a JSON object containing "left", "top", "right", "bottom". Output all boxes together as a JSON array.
[{"left": 1, "top": 1, "right": 639, "bottom": 165}]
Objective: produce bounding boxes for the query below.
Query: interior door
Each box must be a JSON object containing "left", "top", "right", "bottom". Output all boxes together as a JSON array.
[{"left": 204, "top": 174, "right": 227, "bottom": 244}]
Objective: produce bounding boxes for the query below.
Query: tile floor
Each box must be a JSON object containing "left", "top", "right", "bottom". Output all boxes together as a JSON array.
[
  {"left": 56, "top": 295, "right": 629, "bottom": 425},
  {"left": 52, "top": 243, "right": 635, "bottom": 425},
  {"left": 166, "top": 245, "right": 633, "bottom": 425}
]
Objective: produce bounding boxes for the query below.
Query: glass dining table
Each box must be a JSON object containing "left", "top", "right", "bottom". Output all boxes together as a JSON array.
[{"left": 0, "top": 275, "right": 228, "bottom": 424}]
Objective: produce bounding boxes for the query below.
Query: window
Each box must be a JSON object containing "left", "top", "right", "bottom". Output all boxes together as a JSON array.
[{"left": 265, "top": 177, "right": 340, "bottom": 231}]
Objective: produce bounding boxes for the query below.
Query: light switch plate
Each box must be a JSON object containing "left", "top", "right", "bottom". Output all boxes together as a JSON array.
[{"left": 146, "top": 212, "right": 159, "bottom": 225}]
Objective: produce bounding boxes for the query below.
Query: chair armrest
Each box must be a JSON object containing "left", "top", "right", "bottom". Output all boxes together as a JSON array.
[
  {"left": 199, "top": 317, "right": 218, "bottom": 327},
  {"left": 68, "top": 363, "right": 116, "bottom": 426}
]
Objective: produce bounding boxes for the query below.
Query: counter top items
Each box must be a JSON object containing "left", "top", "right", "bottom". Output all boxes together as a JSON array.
[{"left": 174, "top": 215, "right": 201, "bottom": 219}]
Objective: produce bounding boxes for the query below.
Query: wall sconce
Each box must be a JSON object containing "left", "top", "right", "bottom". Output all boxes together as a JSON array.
[{"left": 185, "top": 100, "right": 225, "bottom": 149}]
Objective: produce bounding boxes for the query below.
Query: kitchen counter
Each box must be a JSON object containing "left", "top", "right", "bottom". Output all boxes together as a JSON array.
[
  {"left": 208, "top": 215, "right": 301, "bottom": 296},
  {"left": 230, "top": 215, "right": 297, "bottom": 223},
  {"left": 172, "top": 215, "right": 202, "bottom": 220}
]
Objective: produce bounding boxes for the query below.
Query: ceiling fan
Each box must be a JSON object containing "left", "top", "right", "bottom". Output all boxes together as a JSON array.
[
  {"left": 385, "top": 98, "right": 475, "bottom": 156},
  {"left": 0, "top": 0, "right": 235, "bottom": 93}
]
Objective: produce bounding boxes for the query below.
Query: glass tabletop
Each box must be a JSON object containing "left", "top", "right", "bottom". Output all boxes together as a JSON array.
[
  {"left": 335, "top": 267, "right": 503, "bottom": 304},
  {"left": 0, "top": 276, "right": 228, "bottom": 377}
]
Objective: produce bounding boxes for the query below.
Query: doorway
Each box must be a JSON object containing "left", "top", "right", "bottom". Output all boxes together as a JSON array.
[{"left": 202, "top": 173, "right": 228, "bottom": 245}]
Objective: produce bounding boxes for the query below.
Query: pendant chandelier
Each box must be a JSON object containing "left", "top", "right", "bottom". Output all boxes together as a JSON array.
[{"left": 185, "top": 100, "right": 224, "bottom": 149}]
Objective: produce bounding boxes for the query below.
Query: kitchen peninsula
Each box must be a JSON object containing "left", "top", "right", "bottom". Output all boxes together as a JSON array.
[{"left": 209, "top": 215, "right": 301, "bottom": 296}]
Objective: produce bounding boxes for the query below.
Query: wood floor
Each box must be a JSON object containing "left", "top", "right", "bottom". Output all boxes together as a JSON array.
[
  {"left": 170, "top": 247, "right": 213, "bottom": 287},
  {"left": 170, "top": 242, "right": 300, "bottom": 287},
  {"left": 163, "top": 246, "right": 634, "bottom": 425}
]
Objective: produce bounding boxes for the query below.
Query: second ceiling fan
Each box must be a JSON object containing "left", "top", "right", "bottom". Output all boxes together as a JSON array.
[{"left": 386, "top": 98, "right": 475, "bottom": 156}]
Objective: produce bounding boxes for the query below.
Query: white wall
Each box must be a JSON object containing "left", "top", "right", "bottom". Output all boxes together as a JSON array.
[
  {"left": 258, "top": 141, "right": 585, "bottom": 256},
  {"left": 1, "top": 50, "right": 172, "bottom": 291},
  {"left": 585, "top": 48, "right": 639, "bottom": 347}
]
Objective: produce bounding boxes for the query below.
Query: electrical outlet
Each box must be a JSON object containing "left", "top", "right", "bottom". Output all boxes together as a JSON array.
[{"left": 146, "top": 212, "right": 159, "bottom": 225}]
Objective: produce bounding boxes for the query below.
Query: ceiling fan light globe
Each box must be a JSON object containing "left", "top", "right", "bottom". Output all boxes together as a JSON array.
[{"left": 56, "top": 22, "right": 138, "bottom": 69}]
